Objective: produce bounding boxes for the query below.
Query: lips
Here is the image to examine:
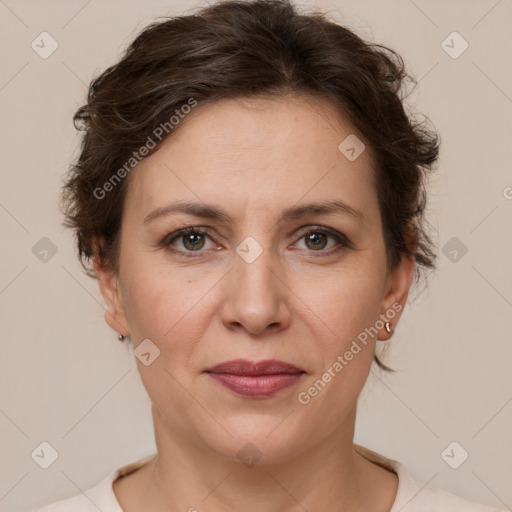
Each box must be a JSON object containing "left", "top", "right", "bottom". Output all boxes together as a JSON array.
[
  {"left": 206, "top": 359, "right": 304, "bottom": 375},
  {"left": 205, "top": 359, "right": 305, "bottom": 397}
]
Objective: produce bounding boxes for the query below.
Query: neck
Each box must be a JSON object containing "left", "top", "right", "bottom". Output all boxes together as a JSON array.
[{"left": 131, "top": 404, "right": 379, "bottom": 512}]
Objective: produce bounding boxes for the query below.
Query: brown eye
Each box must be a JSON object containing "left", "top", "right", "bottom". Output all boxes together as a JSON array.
[
  {"left": 164, "top": 227, "right": 216, "bottom": 257},
  {"left": 304, "top": 232, "right": 328, "bottom": 250},
  {"left": 181, "top": 232, "right": 206, "bottom": 251},
  {"left": 295, "top": 227, "right": 353, "bottom": 255}
]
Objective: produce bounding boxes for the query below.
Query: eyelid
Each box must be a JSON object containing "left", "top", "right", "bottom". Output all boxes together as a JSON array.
[
  {"left": 163, "top": 225, "right": 353, "bottom": 256},
  {"left": 163, "top": 226, "right": 216, "bottom": 243},
  {"left": 163, "top": 226, "right": 218, "bottom": 251},
  {"left": 292, "top": 225, "right": 354, "bottom": 251}
]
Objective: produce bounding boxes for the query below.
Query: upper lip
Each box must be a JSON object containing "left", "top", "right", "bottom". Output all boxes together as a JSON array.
[{"left": 205, "top": 359, "right": 305, "bottom": 376}]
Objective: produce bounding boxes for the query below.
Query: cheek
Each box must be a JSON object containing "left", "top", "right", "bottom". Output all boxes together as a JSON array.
[
  {"left": 120, "top": 248, "right": 183, "bottom": 334},
  {"left": 120, "top": 256, "right": 214, "bottom": 368},
  {"left": 293, "top": 264, "right": 384, "bottom": 346},
  {"left": 290, "top": 263, "right": 384, "bottom": 408},
  {"left": 121, "top": 269, "right": 208, "bottom": 407},
  {"left": 122, "top": 275, "right": 171, "bottom": 338}
]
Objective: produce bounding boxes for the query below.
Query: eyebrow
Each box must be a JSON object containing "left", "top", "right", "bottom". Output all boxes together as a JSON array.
[{"left": 143, "top": 199, "right": 367, "bottom": 225}]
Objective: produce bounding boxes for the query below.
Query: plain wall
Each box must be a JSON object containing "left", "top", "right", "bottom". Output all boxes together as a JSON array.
[{"left": 0, "top": 0, "right": 511, "bottom": 510}]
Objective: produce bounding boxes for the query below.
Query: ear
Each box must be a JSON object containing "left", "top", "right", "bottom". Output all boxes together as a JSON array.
[
  {"left": 92, "top": 242, "right": 129, "bottom": 338},
  {"left": 378, "top": 251, "right": 416, "bottom": 341}
]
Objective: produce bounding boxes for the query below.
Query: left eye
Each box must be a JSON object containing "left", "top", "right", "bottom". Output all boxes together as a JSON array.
[
  {"left": 166, "top": 228, "right": 215, "bottom": 253},
  {"left": 298, "top": 231, "right": 334, "bottom": 251},
  {"left": 294, "top": 228, "right": 350, "bottom": 253},
  {"left": 163, "top": 226, "right": 351, "bottom": 257}
]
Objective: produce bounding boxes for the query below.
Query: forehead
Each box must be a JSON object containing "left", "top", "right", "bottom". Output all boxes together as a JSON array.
[{"left": 123, "top": 94, "right": 378, "bottom": 223}]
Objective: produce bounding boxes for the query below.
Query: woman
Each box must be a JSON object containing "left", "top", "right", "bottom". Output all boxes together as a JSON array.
[{"left": 35, "top": 0, "right": 504, "bottom": 510}]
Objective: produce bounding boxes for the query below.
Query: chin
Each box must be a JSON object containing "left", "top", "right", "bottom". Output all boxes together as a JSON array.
[{"left": 199, "top": 414, "right": 309, "bottom": 466}]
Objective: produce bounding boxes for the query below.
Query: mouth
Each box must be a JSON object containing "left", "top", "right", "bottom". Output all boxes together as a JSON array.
[{"left": 204, "top": 359, "right": 306, "bottom": 398}]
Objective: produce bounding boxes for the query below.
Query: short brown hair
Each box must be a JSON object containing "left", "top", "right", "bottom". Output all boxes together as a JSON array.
[{"left": 61, "top": 0, "right": 440, "bottom": 371}]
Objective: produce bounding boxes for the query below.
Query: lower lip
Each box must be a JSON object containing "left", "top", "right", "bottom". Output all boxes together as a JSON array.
[{"left": 208, "top": 373, "right": 304, "bottom": 397}]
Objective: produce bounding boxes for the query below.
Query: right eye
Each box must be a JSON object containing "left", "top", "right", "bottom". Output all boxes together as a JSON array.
[{"left": 163, "top": 227, "right": 220, "bottom": 257}]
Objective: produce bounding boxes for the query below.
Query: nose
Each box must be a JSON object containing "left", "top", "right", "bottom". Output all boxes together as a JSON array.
[{"left": 220, "top": 244, "right": 292, "bottom": 336}]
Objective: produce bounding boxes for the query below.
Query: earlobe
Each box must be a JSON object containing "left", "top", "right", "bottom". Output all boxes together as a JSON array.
[
  {"left": 379, "top": 254, "right": 416, "bottom": 340},
  {"left": 92, "top": 250, "right": 130, "bottom": 337},
  {"left": 104, "top": 307, "right": 128, "bottom": 338}
]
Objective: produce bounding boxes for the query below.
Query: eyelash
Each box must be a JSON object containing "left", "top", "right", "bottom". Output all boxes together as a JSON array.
[{"left": 161, "top": 226, "right": 353, "bottom": 258}]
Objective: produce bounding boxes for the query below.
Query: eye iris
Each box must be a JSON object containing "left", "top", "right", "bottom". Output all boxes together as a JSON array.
[
  {"left": 177, "top": 231, "right": 332, "bottom": 252},
  {"left": 306, "top": 232, "right": 327, "bottom": 250},
  {"left": 183, "top": 233, "right": 205, "bottom": 251}
]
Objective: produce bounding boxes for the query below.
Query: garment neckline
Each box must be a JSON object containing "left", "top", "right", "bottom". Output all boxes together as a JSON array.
[{"left": 107, "top": 444, "right": 408, "bottom": 512}]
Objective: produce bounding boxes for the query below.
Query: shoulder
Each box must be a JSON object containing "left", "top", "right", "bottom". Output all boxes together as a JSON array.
[
  {"left": 32, "top": 453, "right": 157, "bottom": 512},
  {"left": 400, "top": 481, "right": 505, "bottom": 511},
  {"left": 32, "top": 467, "right": 121, "bottom": 512},
  {"left": 353, "top": 444, "right": 506, "bottom": 512},
  {"left": 34, "top": 492, "right": 104, "bottom": 512}
]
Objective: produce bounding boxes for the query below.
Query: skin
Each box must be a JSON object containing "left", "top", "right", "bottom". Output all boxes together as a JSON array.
[{"left": 94, "top": 93, "right": 415, "bottom": 512}]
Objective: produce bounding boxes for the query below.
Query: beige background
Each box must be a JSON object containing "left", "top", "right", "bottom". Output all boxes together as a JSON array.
[{"left": 1, "top": 0, "right": 511, "bottom": 510}]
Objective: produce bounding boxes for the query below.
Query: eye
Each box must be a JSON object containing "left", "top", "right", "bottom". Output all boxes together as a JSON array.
[
  {"left": 294, "top": 226, "right": 353, "bottom": 255},
  {"left": 163, "top": 227, "right": 218, "bottom": 257},
  {"left": 162, "top": 226, "right": 353, "bottom": 258}
]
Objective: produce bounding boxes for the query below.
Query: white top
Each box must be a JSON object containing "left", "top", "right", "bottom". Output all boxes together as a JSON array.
[{"left": 33, "top": 444, "right": 505, "bottom": 512}]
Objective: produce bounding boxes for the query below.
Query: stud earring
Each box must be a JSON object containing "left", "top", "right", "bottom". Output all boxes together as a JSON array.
[{"left": 384, "top": 322, "right": 392, "bottom": 334}]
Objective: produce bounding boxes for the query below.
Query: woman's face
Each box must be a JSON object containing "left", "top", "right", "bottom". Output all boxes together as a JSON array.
[{"left": 96, "top": 94, "right": 414, "bottom": 463}]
